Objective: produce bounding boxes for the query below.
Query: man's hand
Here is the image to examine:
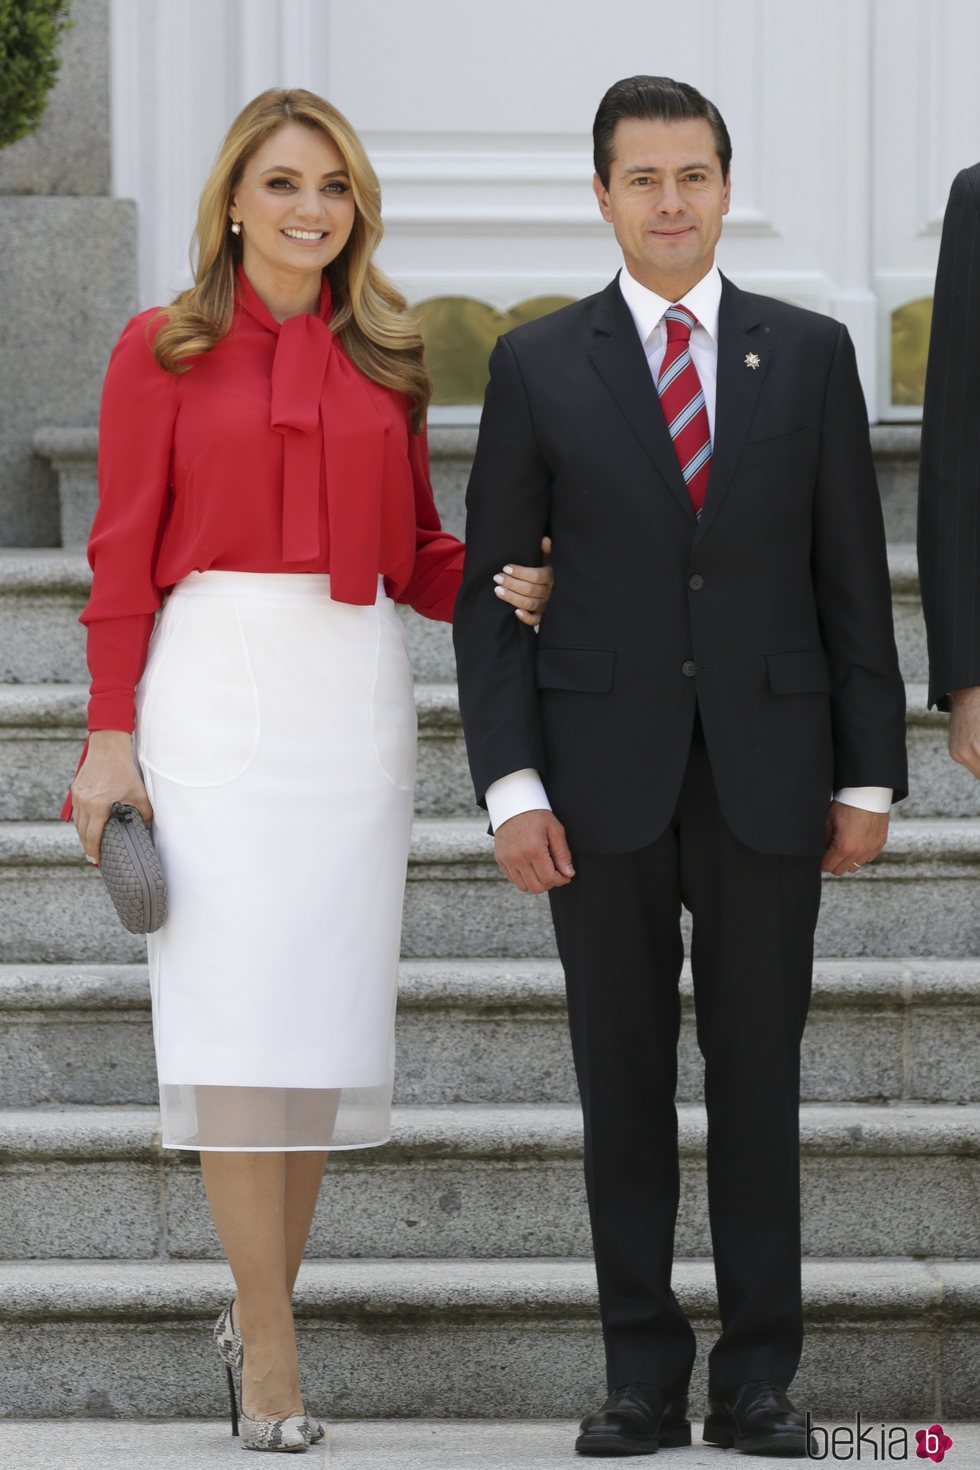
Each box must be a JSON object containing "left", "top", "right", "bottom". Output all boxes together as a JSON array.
[
  {"left": 949, "top": 686, "right": 980, "bottom": 778},
  {"left": 494, "top": 807, "right": 575, "bottom": 893},
  {"left": 821, "top": 801, "right": 889, "bottom": 876}
]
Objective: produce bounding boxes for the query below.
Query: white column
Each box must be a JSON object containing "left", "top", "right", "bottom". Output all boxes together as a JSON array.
[{"left": 872, "top": 0, "right": 980, "bottom": 419}]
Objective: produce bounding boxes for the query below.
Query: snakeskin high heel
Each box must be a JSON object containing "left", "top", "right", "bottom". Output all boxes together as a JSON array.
[{"left": 213, "top": 1296, "right": 325, "bottom": 1448}]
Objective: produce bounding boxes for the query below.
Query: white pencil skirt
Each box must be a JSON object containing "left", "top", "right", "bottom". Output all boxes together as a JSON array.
[{"left": 133, "top": 569, "right": 417, "bottom": 1151}]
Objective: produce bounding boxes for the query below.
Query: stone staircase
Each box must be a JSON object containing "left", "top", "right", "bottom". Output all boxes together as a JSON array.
[{"left": 0, "top": 428, "right": 977, "bottom": 1424}]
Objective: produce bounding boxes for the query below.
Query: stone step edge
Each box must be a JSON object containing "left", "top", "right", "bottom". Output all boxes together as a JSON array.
[
  {"left": 4, "top": 818, "right": 980, "bottom": 869},
  {"left": 33, "top": 422, "right": 922, "bottom": 464},
  {"left": 30, "top": 426, "right": 505, "bottom": 465},
  {"left": 0, "top": 548, "right": 90, "bottom": 593},
  {"left": 0, "top": 681, "right": 951, "bottom": 731},
  {"left": 0, "top": 1257, "right": 974, "bottom": 1324},
  {"left": 0, "top": 542, "right": 924, "bottom": 596},
  {"left": 4, "top": 1419, "right": 979, "bottom": 1449},
  {"left": 1, "top": 957, "right": 978, "bottom": 1011},
  {"left": 1, "top": 1102, "right": 976, "bottom": 1163}
]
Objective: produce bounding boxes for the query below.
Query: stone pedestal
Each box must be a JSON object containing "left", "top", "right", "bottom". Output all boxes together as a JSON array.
[
  {"left": 0, "top": 197, "right": 136, "bottom": 545},
  {"left": 0, "top": 0, "right": 127, "bottom": 546}
]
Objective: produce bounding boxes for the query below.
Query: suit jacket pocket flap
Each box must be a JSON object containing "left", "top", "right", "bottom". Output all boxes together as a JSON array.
[
  {"left": 740, "top": 424, "right": 818, "bottom": 467},
  {"left": 767, "top": 647, "right": 830, "bottom": 695},
  {"left": 536, "top": 647, "right": 616, "bottom": 692}
]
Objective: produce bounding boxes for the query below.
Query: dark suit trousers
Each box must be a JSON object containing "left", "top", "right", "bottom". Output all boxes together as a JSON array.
[{"left": 549, "top": 713, "right": 822, "bottom": 1394}]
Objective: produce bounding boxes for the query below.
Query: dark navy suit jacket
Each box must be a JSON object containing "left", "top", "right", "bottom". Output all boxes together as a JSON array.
[{"left": 454, "top": 272, "right": 908, "bottom": 857}]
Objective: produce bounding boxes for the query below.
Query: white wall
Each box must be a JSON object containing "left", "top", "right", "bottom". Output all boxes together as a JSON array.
[
  {"left": 871, "top": 0, "right": 980, "bottom": 415},
  {"left": 110, "top": 0, "right": 980, "bottom": 419}
]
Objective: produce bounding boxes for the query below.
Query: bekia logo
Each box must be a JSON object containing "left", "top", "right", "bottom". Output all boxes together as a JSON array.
[
  {"left": 916, "top": 1424, "right": 954, "bottom": 1463},
  {"left": 806, "top": 1414, "right": 954, "bottom": 1460}
]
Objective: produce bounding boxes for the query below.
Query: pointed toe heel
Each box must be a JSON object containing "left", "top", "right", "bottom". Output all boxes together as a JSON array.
[{"left": 214, "top": 1294, "right": 320, "bottom": 1451}]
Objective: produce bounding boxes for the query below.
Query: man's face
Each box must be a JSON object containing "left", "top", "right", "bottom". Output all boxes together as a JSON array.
[{"left": 593, "top": 116, "right": 730, "bottom": 297}]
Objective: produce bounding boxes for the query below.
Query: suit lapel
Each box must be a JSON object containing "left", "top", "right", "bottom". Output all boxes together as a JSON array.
[
  {"left": 588, "top": 277, "right": 697, "bottom": 525},
  {"left": 696, "top": 274, "right": 771, "bottom": 540}
]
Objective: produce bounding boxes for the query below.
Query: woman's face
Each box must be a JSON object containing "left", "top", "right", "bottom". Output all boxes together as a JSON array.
[{"left": 229, "top": 121, "right": 357, "bottom": 283}]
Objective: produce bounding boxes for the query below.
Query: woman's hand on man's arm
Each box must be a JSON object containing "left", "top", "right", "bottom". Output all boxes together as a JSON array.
[{"left": 492, "top": 535, "right": 553, "bottom": 626}]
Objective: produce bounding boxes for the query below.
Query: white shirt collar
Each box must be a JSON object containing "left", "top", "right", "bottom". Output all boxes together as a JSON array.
[{"left": 618, "top": 262, "right": 722, "bottom": 347}]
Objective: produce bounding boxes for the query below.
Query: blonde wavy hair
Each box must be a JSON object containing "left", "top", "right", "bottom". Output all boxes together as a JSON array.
[{"left": 152, "top": 88, "right": 431, "bottom": 430}]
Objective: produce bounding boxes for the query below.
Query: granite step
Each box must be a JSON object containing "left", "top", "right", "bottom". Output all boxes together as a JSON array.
[
  {"left": 0, "top": 682, "right": 470, "bottom": 824},
  {"left": 0, "top": 958, "right": 976, "bottom": 1110},
  {"left": 4, "top": 1418, "right": 980, "bottom": 1470},
  {"left": 903, "top": 686, "right": 980, "bottom": 818},
  {"left": 0, "top": 548, "right": 456, "bottom": 686},
  {"left": 3, "top": 818, "right": 980, "bottom": 963},
  {"left": 33, "top": 423, "right": 922, "bottom": 550},
  {"left": 1, "top": 1102, "right": 976, "bottom": 1262},
  {"left": 0, "top": 1256, "right": 974, "bottom": 1419},
  {"left": 0, "top": 539, "right": 932, "bottom": 690},
  {"left": 889, "top": 542, "right": 928, "bottom": 685},
  {"left": 1, "top": 679, "right": 976, "bottom": 823}
]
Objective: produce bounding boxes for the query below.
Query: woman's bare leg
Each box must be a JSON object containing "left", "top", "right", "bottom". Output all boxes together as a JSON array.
[
  {"left": 281, "top": 1089, "right": 337, "bottom": 1292},
  {"left": 199, "top": 1151, "right": 304, "bottom": 1421},
  {"left": 284, "top": 1150, "right": 329, "bottom": 1293}
]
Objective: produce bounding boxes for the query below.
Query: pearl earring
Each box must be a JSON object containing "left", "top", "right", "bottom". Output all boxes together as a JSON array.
[{"left": 230, "top": 221, "right": 242, "bottom": 235}]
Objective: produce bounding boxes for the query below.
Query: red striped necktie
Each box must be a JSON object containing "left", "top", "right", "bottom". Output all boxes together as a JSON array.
[{"left": 656, "top": 304, "right": 712, "bottom": 518}]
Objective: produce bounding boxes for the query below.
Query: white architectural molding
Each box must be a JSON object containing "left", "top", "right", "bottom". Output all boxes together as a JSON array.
[
  {"left": 370, "top": 137, "right": 777, "bottom": 235},
  {"left": 379, "top": 207, "right": 777, "bottom": 233},
  {"left": 109, "top": 0, "right": 976, "bottom": 416}
]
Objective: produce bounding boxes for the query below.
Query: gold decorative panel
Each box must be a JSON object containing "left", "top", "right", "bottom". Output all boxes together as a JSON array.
[
  {"left": 417, "top": 296, "right": 575, "bottom": 405},
  {"left": 418, "top": 292, "right": 936, "bottom": 412},
  {"left": 891, "top": 296, "right": 933, "bottom": 408}
]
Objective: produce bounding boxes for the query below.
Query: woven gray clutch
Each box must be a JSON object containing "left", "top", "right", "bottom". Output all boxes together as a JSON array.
[{"left": 98, "top": 802, "right": 168, "bottom": 933}]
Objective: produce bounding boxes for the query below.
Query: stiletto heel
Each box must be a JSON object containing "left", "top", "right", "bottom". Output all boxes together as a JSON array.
[
  {"left": 226, "top": 1363, "right": 240, "bottom": 1438},
  {"left": 213, "top": 1294, "right": 325, "bottom": 1450}
]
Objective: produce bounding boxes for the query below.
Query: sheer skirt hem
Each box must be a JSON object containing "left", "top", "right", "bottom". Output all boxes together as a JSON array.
[
  {"left": 158, "top": 1080, "right": 392, "bottom": 1152},
  {"left": 159, "top": 1136, "right": 392, "bottom": 1153}
]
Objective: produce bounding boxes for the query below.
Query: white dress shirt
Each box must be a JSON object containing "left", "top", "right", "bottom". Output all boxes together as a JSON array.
[{"left": 484, "top": 264, "right": 892, "bottom": 831}]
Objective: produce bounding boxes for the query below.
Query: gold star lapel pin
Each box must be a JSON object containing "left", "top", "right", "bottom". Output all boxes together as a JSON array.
[{"left": 744, "top": 352, "right": 761, "bottom": 370}]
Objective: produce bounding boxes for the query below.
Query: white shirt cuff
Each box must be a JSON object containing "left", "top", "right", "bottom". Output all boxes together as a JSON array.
[
  {"left": 485, "top": 769, "right": 552, "bottom": 832},
  {"left": 833, "top": 786, "right": 893, "bottom": 813}
]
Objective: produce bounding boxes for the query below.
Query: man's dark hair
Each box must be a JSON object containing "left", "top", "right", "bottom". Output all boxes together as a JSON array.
[{"left": 593, "top": 75, "right": 732, "bottom": 187}]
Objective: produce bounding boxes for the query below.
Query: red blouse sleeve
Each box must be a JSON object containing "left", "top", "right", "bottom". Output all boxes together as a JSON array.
[
  {"left": 396, "top": 425, "right": 465, "bottom": 623},
  {"left": 81, "top": 310, "right": 178, "bottom": 732},
  {"left": 60, "top": 312, "right": 177, "bottom": 822}
]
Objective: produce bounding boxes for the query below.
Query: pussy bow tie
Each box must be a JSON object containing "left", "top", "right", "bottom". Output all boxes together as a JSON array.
[
  {"left": 269, "top": 309, "right": 332, "bottom": 563},
  {"left": 237, "top": 266, "right": 386, "bottom": 603}
]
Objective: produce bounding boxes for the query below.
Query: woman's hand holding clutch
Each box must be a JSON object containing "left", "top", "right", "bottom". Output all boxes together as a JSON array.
[{"left": 70, "top": 730, "right": 154, "bottom": 866}]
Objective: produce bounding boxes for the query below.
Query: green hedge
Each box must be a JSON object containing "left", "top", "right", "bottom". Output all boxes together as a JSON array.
[{"left": 0, "top": 0, "right": 74, "bottom": 149}]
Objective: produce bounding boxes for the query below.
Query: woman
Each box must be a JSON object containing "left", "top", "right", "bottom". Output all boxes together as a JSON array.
[{"left": 62, "top": 88, "right": 553, "bottom": 1452}]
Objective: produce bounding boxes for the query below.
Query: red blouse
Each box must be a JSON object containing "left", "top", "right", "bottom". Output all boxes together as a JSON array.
[{"left": 60, "top": 266, "right": 465, "bottom": 820}]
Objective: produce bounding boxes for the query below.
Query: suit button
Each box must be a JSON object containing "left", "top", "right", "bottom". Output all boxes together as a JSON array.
[
  {"left": 682, "top": 660, "right": 696, "bottom": 677},
  {"left": 689, "top": 574, "right": 704, "bottom": 590}
]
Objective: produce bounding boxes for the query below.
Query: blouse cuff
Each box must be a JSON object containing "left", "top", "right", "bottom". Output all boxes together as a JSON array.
[{"left": 87, "top": 694, "right": 137, "bottom": 735}]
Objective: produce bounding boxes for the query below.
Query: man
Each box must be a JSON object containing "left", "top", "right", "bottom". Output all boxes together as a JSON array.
[
  {"left": 453, "top": 77, "right": 908, "bottom": 1458},
  {"left": 918, "top": 162, "right": 980, "bottom": 775}
]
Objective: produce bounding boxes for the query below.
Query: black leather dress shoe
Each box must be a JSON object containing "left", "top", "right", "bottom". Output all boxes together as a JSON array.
[
  {"left": 703, "top": 1381, "right": 813, "bottom": 1456},
  {"left": 575, "top": 1382, "right": 691, "bottom": 1456}
]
